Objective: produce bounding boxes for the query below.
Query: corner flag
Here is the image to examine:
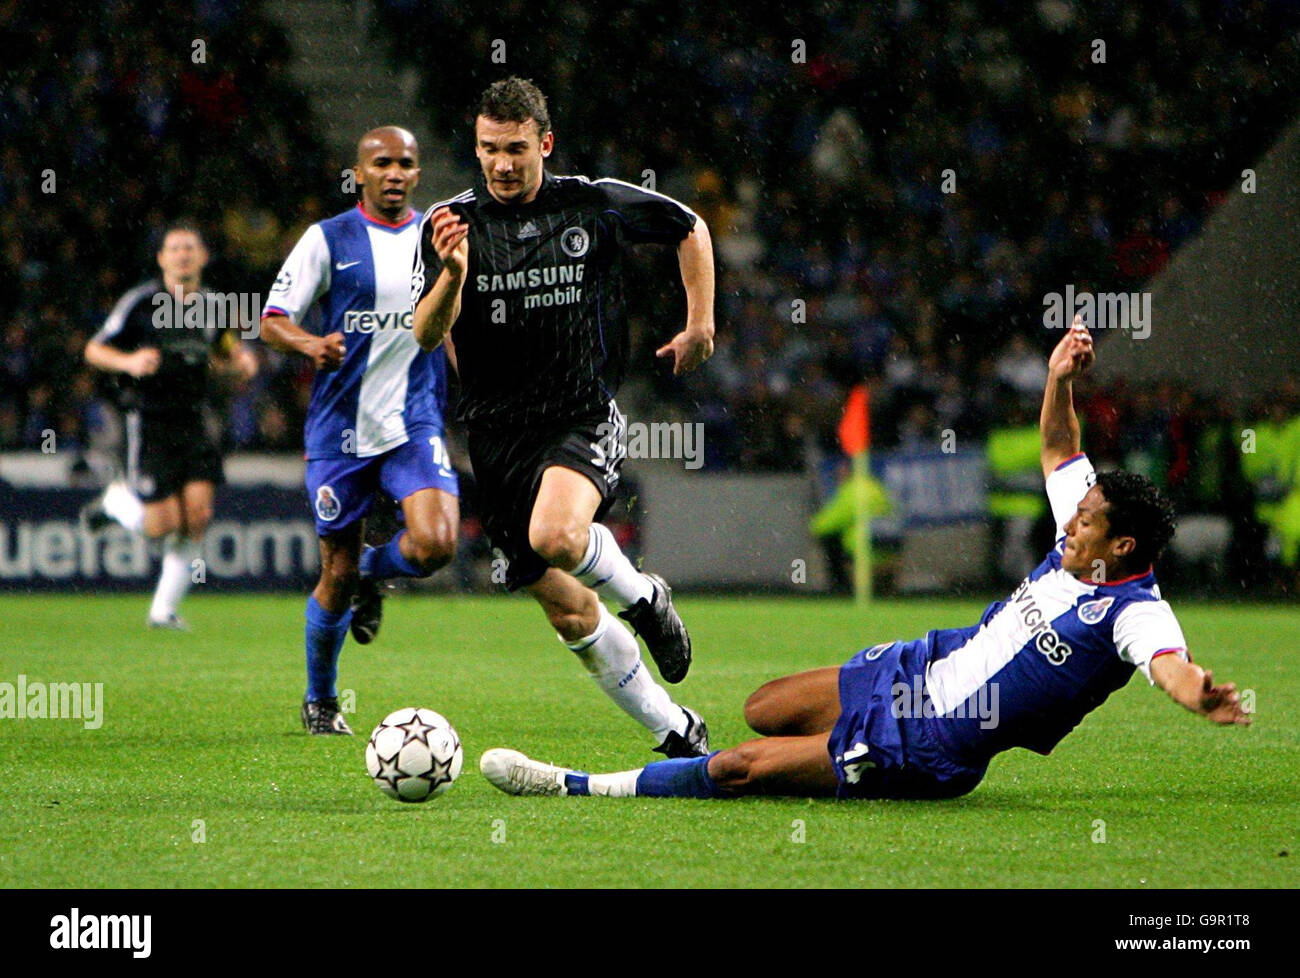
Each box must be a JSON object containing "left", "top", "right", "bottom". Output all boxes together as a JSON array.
[{"left": 838, "top": 384, "right": 872, "bottom": 604}]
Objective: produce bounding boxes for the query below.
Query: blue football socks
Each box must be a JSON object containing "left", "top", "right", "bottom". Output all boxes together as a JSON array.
[
  {"left": 304, "top": 595, "right": 352, "bottom": 702},
  {"left": 564, "top": 772, "right": 592, "bottom": 795},
  {"left": 634, "top": 754, "right": 720, "bottom": 798},
  {"left": 360, "top": 531, "right": 423, "bottom": 580}
]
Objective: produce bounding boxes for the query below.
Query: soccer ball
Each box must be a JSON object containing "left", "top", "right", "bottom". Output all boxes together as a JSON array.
[{"left": 365, "top": 707, "right": 464, "bottom": 802}]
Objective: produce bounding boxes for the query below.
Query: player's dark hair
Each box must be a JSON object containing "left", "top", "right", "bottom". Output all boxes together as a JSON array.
[
  {"left": 158, "top": 221, "right": 206, "bottom": 249},
  {"left": 477, "top": 77, "right": 550, "bottom": 137},
  {"left": 1094, "top": 470, "right": 1177, "bottom": 570}
]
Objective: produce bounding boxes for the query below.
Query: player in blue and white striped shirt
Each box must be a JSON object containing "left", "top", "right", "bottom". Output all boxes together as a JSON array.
[
  {"left": 261, "top": 127, "right": 459, "bottom": 735},
  {"left": 481, "top": 320, "right": 1252, "bottom": 799}
]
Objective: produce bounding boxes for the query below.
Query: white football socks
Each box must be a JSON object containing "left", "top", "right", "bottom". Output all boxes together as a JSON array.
[
  {"left": 564, "top": 604, "right": 683, "bottom": 742},
  {"left": 149, "top": 535, "right": 201, "bottom": 622},
  {"left": 586, "top": 769, "right": 643, "bottom": 797},
  {"left": 102, "top": 481, "right": 144, "bottom": 534},
  {"left": 570, "top": 523, "right": 653, "bottom": 608}
]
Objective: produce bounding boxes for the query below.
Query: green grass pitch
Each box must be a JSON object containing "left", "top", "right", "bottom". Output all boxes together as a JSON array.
[{"left": 0, "top": 593, "right": 1294, "bottom": 888}]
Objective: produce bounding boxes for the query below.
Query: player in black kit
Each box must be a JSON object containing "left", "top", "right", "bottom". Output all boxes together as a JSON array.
[
  {"left": 413, "top": 78, "right": 715, "bottom": 758},
  {"left": 82, "top": 224, "right": 257, "bottom": 628}
]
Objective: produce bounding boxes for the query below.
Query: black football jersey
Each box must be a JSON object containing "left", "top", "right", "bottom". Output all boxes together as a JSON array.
[
  {"left": 414, "top": 171, "right": 697, "bottom": 431},
  {"left": 93, "top": 279, "right": 231, "bottom": 415}
]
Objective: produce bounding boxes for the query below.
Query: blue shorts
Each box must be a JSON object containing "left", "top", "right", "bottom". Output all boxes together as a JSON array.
[
  {"left": 305, "top": 427, "right": 460, "bottom": 536},
  {"left": 827, "top": 639, "right": 987, "bottom": 800}
]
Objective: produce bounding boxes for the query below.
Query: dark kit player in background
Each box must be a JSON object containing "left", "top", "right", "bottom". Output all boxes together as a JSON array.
[
  {"left": 413, "top": 78, "right": 715, "bottom": 758},
  {"left": 82, "top": 224, "right": 258, "bottom": 629}
]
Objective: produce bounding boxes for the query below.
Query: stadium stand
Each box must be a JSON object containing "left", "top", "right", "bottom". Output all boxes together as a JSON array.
[{"left": 4, "top": 0, "right": 1299, "bottom": 587}]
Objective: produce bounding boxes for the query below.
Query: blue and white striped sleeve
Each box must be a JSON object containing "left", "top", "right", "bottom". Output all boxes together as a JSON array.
[{"left": 262, "top": 224, "right": 330, "bottom": 326}]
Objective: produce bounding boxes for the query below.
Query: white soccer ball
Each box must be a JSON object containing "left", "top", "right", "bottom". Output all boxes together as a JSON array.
[{"left": 365, "top": 707, "right": 464, "bottom": 802}]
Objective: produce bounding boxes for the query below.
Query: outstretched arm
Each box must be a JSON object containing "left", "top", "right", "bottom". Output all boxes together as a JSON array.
[
  {"left": 656, "top": 219, "right": 714, "bottom": 376},
  {"left": 1150, "top": 654, "right": 1251, "bottom": 725},
  {"left": 1040, "top": 316, "right": 1094, "bottom": 479}
]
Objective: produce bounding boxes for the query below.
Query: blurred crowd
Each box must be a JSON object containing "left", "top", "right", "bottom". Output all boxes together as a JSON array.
[
  {"left": 0, "top": 0, "right": 336, "bottom": 456},
  {"left": 3, "top": 0, "right": 1299, "bottom": 541},
  {"left": 372, "top": 0, "right": 1299, "bottom": 480}
]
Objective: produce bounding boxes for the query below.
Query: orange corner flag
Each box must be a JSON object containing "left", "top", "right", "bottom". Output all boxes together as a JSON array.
[{"left": 838, "top": 384, "right": 871, "bottom": 456}]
